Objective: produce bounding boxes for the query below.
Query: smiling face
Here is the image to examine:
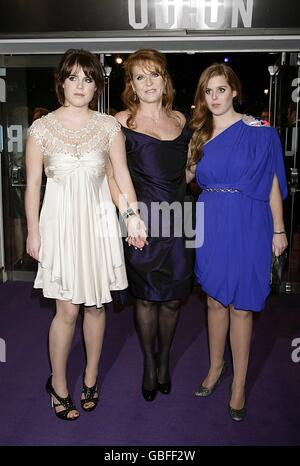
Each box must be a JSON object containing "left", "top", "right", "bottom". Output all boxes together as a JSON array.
[
  {"left": 131, "top": 62, "right": 166, "bottom": 104},
  {"left": 204, "top": 75, "right": 237, "bottom": 117},
  {"left": 62, "top": 66, "right": 97, "bottom": 108}
]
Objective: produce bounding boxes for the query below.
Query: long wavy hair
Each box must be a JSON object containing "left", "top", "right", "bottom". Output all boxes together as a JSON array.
[
  {"left": 55, "top": 48, "right": 104, "bottom": 110},
  {"left": 189, "top": 63, "right": 242, "bottom": 165},
  {"left": 122, "top": 49, "right": 175, "bottom": 128}
]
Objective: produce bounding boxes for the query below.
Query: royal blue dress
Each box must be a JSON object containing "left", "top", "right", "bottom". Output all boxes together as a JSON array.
[
  {"left": 122, "top": 123, "right": 194, "bottom": 301},
  {"left": 195, "top": 115, "right": 288, "bottom": 312}
]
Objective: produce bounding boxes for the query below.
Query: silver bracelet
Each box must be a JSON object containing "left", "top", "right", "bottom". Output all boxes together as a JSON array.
[
  {"left": 273, "top": 231, "right": 286, "bottom": 235},
  {"left": 121, "top": 207, "right": 137, "bottom": 221}
]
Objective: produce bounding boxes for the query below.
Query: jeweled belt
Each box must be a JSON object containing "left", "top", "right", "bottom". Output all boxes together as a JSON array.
[{"left": 202, "top": 187, "right": 240, "bottom": 193}]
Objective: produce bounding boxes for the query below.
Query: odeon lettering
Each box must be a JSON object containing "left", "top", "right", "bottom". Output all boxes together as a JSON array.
[{"left": 128, "top": 0, "right": 253, "bottom": 30}]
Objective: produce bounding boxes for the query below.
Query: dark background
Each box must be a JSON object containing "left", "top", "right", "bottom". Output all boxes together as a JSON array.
[
  {"left": 17, "top": 52, "right": 280, "bottom": 118},
  {"left": 1, "top": 0, "right": 300, "bottom": 34}
]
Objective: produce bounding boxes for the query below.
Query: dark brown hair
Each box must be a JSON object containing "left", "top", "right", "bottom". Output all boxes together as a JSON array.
[
  {"left": 189, "top": 63, "right": 242, "bottom": 165},
  {"left": 55, "top": 49, "right": 104, "bottom": 110},
  {"left": 122, "top": 48, "right": 175, "bottom": 128}
]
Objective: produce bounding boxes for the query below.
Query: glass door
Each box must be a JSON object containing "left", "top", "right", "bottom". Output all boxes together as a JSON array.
[
  {"left": 0, "top": 55, "right": 60, "bottom": 280},
  {"left": 268, "top": 52, "right": 300, "bottom": 293},
  {"left": 0, "top": 72, "right": 5, "bottom": 282}
]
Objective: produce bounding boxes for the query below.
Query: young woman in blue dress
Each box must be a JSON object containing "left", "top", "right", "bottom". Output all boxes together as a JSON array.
[{"left": 186, "top": 63, "right": 288, "bottom": 421}]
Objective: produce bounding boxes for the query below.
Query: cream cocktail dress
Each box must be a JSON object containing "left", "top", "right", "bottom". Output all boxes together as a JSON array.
[{"left": 29, "top": 111, "right": 128, "bottom": 308}]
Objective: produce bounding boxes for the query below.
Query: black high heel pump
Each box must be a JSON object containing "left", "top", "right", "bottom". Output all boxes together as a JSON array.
[
  {"left": 228, "top": 383, "right": 247, "bottom": 421},
  {"left": 194, "top": 361, "right": 227, "bottom": 397}
]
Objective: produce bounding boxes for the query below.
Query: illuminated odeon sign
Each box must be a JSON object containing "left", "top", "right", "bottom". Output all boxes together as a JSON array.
[{"left": 128, "top": 0, "right": 253, "bottom": 30}]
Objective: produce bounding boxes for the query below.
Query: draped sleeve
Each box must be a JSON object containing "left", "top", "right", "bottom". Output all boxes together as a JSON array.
[
  {"left": 233, "top": 124, "right": 288, "bottom": 202},
  {"left": 270, "top": 127, "right": 288, "bottom": 199}
]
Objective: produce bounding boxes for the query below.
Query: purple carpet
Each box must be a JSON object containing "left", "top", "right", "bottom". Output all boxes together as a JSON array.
[{"left": 0, "top": 282, "right": 299, "bottom": 446}]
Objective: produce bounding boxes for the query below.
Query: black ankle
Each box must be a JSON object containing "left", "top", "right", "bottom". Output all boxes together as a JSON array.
[
  {"left": 143, "top": 356, "right": 157, "bottom": 390},
  {"left": 156, "top": 353, "right": 170, "bottom": 384}
]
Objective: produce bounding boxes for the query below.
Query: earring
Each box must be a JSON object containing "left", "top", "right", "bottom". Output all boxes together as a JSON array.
[{"left": 133, "top": 92, "right": 137, "bottom": 102}]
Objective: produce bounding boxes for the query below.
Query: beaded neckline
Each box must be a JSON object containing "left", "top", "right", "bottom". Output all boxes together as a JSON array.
[
  {"left": 48, "top": 111, "right": 98, "bottom": 135},
  {"left": 32, "top": 111, "right": 119, "bottom": 160}
]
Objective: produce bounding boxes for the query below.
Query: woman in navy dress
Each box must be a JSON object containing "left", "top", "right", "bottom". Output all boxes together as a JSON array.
[
  {"left": 186, "top": 63, "right": 288, "bottom": 421},
  {"left": 115, "top": 49, "right": 194, "bottom": 401}
]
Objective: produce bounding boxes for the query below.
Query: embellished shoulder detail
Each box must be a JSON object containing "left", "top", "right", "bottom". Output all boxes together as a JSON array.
[
  {"left": 242, "top": 114, "right": 270, "bottom": 127},
  {"left": 28, "top": 115, "right": 49, "bottom": 154},
  {"left": 95, "top": 113, "right": 121, "bottom": 149}
]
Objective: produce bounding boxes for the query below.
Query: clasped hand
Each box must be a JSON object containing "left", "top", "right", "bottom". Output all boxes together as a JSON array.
[{"left": 125, "top": 215, "right": 148, "bottom": 250}]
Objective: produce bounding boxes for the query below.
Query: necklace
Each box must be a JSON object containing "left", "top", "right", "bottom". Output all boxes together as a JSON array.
[{"left": 143, "top": 112, "right": 164, "bottom": 125}]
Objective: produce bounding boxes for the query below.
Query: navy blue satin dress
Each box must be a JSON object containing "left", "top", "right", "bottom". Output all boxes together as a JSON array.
[{"left": 122, "top": 123, "right": 194, "bottom": 301}]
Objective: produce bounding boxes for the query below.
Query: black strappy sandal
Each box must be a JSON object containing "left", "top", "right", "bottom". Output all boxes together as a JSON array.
[
  {"left": 81, "top": 374, "right": 99, "bottom": 412},
  {"left": 46, "top": 376, "right": 79, "bottom": 421}
]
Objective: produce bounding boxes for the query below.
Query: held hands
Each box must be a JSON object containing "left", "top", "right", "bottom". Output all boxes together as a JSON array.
[
  {"left": 272, "top": 232, "right": 288, "bottom": 257},
  {"left": 26, "top": 232, "right": 41, "bottom": 261},
  {"left": 125, "top": 215, "right": 148, "bottom": 250}
]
